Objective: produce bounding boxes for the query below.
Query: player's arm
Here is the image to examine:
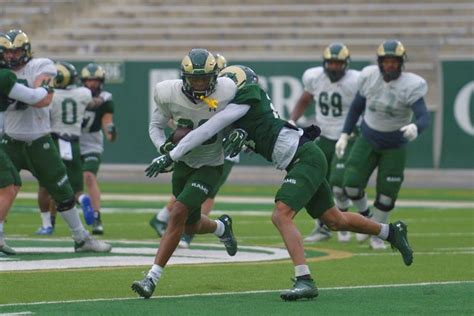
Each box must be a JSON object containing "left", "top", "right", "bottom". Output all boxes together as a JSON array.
[
  {"left": 399, "top": 97, "right": 430, "bottom": 141},
  {"left": 342, "top": 92, "right": 366, "bottom": 134},
  {"left": 8, "top": 83, "right": 53, "bottom": 108},
  {"left": 149, "top": 105, "right": 171, "bottom": 150},
  {"left": 101, "top": 113, "right": 117, "bottom": 142},
  {"left": 169, "top": 103, "right": 251, "bottom": 161},
  {"left": 289, "top": 91, "right": 313, "bottom": 125}
]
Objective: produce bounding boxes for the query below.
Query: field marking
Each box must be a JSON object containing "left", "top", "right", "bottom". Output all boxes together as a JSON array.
[
  {"left": 0, "top": 280, "right": 472, "bottom": 308},
  {"left": 15, "top": 192, "right": 474, "bottom": 208}
]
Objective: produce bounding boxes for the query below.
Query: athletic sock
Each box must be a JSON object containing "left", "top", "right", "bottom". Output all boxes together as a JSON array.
[
  {"left": 40, "top": 211, "right": 52, "bottom": 228},
  {"left": 295, "top": 265, "right": 312, "bottom": 280},
  {"left": 213, "top": 220, "right": 225, "bottom": 237},
  {"left": 352, "top": 193, "right": 369, "bottom": 213},
  {"left": 147, "top": 264, "right": 163, "bottom": 284},
  {"left": 372, "top": 207, "right": 390, "bottom": 224},
  {"left": 157, "top": 206, "right": 170, "bottom": 222},
  {"left": 378, "top": 223, "right": 390, "bottom": 240},
  {"left": 59, "top": 207, "right": 88, "bottom": 241}
]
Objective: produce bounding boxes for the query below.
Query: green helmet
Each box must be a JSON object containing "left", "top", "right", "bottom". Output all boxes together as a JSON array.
[
  {"left": 54, "top": 61, "right": 78, "bottom": 89},
  {"left": 219, "top": 65, "right": 259, "bottom": 89},
  {"left": 376, "top": 39, "right": 407, "bottom": 81},
  {"left": 80, "top": 63, "right": 106, "bottom": 96},
  {"left": 0, "top": 33, "right": 13, "bottom": 68},
  {"left": 322, "top": 42, "right": 350, "bottom": 82},
  {"left": 7, "top": 29, "right": 32, "bottom": 68},
  {"left": 180, "top": 48, "right": 218, "bottom": 100},
  {"left": 214, "top": 53, "right": 228, "bottom": 72}
]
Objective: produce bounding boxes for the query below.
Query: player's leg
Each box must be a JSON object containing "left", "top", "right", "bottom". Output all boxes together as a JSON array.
[
  {"left": 343, "top": 136, "right": 378, "bottom": 242},
  {"left": 149, "top": 195, "right": 175, "bottom": 237},
  {"left": 370, "top": 146, "right": 406, "bottom": 249},
  {"left": 36, "top": 186, "right": 54, "bottom": 235},
  {"left": 28, "top": 136, "right": 111, "bottom": 252},
  {"left": 0, "top": 147, "right": 22, "bottom": 255},
  {"left": 304, "top": 137, "right": 335, "bottom": 242},
  {"left": 179, "top": 158, "right": 236, "bottom": 248},
  {"left": 274, "top": 142, "right": 326, "bottom": 301},
  {"left": 82, "top": 153, "right": 104, "bottom": 234}
]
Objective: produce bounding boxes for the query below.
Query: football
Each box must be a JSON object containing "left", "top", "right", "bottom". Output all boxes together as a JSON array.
[{"left": 171, "top": 127, "right": 193, "bottom": 144}]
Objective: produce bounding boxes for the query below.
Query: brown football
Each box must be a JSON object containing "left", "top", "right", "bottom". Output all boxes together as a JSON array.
[{"left": 171, "top": 127, "right": 193, "bottom": 144}]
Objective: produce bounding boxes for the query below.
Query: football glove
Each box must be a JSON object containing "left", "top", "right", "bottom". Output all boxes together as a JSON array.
[
  {"left": 145, "top": 154, "right": 174, "bottom": 177},
  {"left": 223, "top": 128, "right": 248, "bottom": 158},
  {"left": 335, "top": 133, "right": 349, "bottom": 159},
  {"left": 400, "top": 123, "right": 418, "bottom": 141},
  {"left": 159, "top": 132, "right": 177, "bottom": 155},
  {"left": 106, "top": 123, "right": 117, "bottom": 141}
]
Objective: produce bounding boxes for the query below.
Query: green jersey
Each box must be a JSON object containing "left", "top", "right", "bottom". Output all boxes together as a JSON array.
[
  {"left": 0, "top": 69, "right": 17, "bottom": 112},
  {"left": 232, "top": 84, "right": 286, "bottom": 161}
]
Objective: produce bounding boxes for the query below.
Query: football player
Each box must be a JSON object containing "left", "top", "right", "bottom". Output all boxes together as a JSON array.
[
  {"left": 131, "top": 48, "right": 239, "bottom": 299},
  {"left": 0, "top": 32, "right": 54, "bottom": 255},
  {"left": 79, "top": 63, "right": 117, "bottom": 235},
  {"left": 336, "top": 39, "right": 430, "bottom": 249},
  {"left": 2, "top": 29, "right": 111, "bottom": 253},
  {"left": 35, "top": 61, "right": 95, "bottom": 235},
  {"left": 145, "top": 64, "right": 414, "bottom": 301},
  {"left": 290, "top": 43, "right": 370, "bottom": 243},
  {"left": 149, "top": 52, "right": 238, "bottom": 249}
]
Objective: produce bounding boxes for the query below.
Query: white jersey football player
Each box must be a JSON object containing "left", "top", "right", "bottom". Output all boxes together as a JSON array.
[
  {"left": 3, "top": 29, "right": 111, "bottom": 252},
  {"left": 132, "top": 48, "right": 240, "bottom": 299},
  {"left": 290, "top": 43, "right": 365, "bottom": 243},
  {"left": 336, "top": 39, "right": 429, "bottom": 249},
  {"left": 35, "top": 61, "right": 95, "bottom": 235}
]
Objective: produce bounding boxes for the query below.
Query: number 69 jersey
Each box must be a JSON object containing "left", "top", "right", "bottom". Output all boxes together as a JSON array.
[
  {"left": 153, "top": 77, "right": 237, "bottom": 168},
  {"left": 50, "top": 87, "right": 92, "bottom": 137},
  {"left": 302, "top": 67, "right": 360, "bottom": 140}
]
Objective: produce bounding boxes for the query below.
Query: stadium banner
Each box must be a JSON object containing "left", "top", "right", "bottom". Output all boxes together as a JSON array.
[
  {"left": 71, "top": 60, "right": 433, "bottom": 167},
  {"left": 440, "top": 60, "right": 474, "bottom": 169}
]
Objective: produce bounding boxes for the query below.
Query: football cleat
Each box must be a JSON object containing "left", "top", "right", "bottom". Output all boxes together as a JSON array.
[
  {"left": 0, "top": 233, "right": 16, "bottom": 256},
  {"left": 131, "top": 276, "right": 156, "bottom": 299},
  {"left": 218, "top": 215, "right": 238, "bottom": 256},
  {"left": 369, "top": 236, "right": 388, "bottom": 250},
  {"left": 388, "top": 220, "right": 414, "bottom": 266},
  {"left": 149, "top": 215, "right": 167, "bottom": 237},
  {"left": 92, "top": 218, "right": 104, "bottom": 235},
  {"left": 280, "top": 278, "right": 319, "bottom": 301},
  {"left": 337, "top": 231, "right": 351, "bottom": 242},
  {"left": 74, "top": 236, "right": 111, "bottom": 253},
  {"left": 36, "top": 226, "right": 54, "bottom": 235},
  {"left": 304, "top": 223, "right": 331, "bottom": 242},
  {"left": 178, "top": 233, "right": 194, "bottom": 249}
]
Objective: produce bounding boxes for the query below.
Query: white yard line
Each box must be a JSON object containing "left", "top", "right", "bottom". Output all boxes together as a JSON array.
[
  {"left": 0, "top": 280, "right": 472, "bottom": 307},
  {"left": 14, "top": 192, "right": 474, "bottom": 208}
]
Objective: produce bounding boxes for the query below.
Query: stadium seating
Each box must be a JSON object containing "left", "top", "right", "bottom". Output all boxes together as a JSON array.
[{"left": 2, "top": 0, "right": 473, "bottom": 108}]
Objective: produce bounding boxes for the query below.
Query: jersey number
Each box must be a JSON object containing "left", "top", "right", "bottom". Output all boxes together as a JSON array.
[
  {"left": 61, "top": 98, "right": 78, "bottom": 124},
  {"left": 318, "top": 92, "right": 342, "bottom": 117},
  {"left": 82, "top": 111, "right": 96, "bottom": 131}
]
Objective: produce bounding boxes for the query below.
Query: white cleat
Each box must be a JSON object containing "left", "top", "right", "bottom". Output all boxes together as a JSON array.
[
  {"left": 304, "top": 225, "right": 331, "bottom": 242},
  {"left": 369, "top": 236, "right": 387, "bottom": 250},
  {"left": 356, "top": 233, "right": 370, "bottom": 243},
  {"left": 337, "top": 231, "right": 351, "bottom": 242},
  {"left": 74, "top": 236, "right": 112, "bottom": 253}
]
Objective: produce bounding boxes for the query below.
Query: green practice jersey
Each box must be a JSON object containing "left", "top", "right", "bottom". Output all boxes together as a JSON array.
[{"left": 0, "top": 69, "right": 17, "bottom": 112}]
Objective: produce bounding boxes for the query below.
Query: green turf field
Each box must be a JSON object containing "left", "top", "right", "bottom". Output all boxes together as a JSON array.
[{"left": 0, "top": 182, "right": 473, "bottom": 315}]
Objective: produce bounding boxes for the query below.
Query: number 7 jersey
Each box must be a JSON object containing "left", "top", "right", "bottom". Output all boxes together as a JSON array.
[
  {"left": 302, "top": 67, "right": 360, "bottom": 140},
  {"left": 50, "top": 87, "right": 92, "bottom": 136}
]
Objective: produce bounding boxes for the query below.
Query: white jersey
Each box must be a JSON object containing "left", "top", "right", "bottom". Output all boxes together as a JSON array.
[
  {"left": 50, "top": 87, "right": 92, "bottom": 137},
  {"left": 5, "top": 58, "right": 57, "bottom": 141},
  {"left": 152, "top": 77, "right": 237, "bottom": 168},
  {"left": 359, "top": 65, "right": 428, "bottom": 132},
  {"left": 303, "top": 67, "right": 359, "bottom": 140}
]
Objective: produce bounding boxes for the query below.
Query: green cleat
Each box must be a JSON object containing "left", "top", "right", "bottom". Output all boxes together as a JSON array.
[
  {"left": 131, "top": 276, "right": 156, "bottom": 299},
  {"left": 218, "top": 215, "right": 238, "bottom": 256},
  {"left": 388, "top": 220, "right": 413, "bottom": 266},
  {"left": 280, "top": 278, "right": 318, "bottom": 301},
  {"left": 149, "top": 216, "right": 167, "bottom": 237}
]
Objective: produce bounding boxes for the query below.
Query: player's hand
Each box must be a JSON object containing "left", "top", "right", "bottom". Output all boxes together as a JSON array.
[
  {"left": 288, "top": 119, "right": 297, "bottom": 126},
  {"left": 107, "top": 123, "right": 117, "bottom": 142},
  {"left": 145, "top": 154, "right": 174, "bottom": 177},
  {"left": 159, "top": 140, "right": 175, "bottom": 155},
  {"left": 400, "top": 123, "right": 418, "bottom": 141},
  {"left": 335, "top": 133, "right": 349, "bottom": 159},
  {"left": 223, "top": 128, "right": 248, "bottom": 158}
]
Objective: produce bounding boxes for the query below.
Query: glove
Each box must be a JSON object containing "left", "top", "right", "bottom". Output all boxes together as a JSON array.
[
  {"left": 400, "top": 123, "right": 418, "bottom": 141},
  {"left": 107, "top": 123, "right": 117, "bottom": 141},
  {"left": 288, "top": 119, "right": 297, "bottom": 126},
  {"left": 223, "top": 128, "right": 248, "bottom": 158},
  {"left": 335, "top": 133, "right": 349, "bottom": 159},
  {"left": 159, "top": 140, "right": 175, "bottom": 155},
  {"left": 40, "top": 78, "right": 54, "bottom": 93},
  {"left": 145, "top": 154, "right": 174, "bottom": 177}
]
